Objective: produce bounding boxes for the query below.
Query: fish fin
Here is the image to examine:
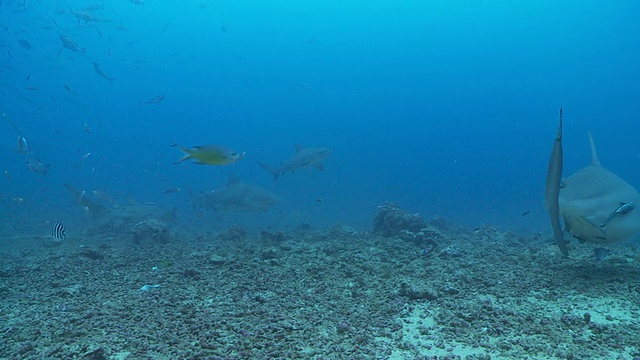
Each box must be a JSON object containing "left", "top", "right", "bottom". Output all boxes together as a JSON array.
[
  {"left": 173, "top": 154, "right": 192, "bottom": 165},
  {"left": 588, "top": 131, "right": 601, "bottom": 166},
  {"left": 172, "top": 145, "right": 193, "bottom": 164},
  {"left": 295, "top": 144, "right": 303, "bottom": 153},
  {"left": 315, "top": 162, "right": 324, "bottom": 171},
  {"left": 257, "top": 161, "right": 280, "bottom": 182}
]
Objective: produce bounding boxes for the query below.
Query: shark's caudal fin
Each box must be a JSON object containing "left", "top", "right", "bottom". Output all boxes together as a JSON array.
[
  {"left": 257, "top": 161, "right": 281, "bottom": 182},
  {"left": 587, "top": 131, "right": 601, "bottom": 166}
]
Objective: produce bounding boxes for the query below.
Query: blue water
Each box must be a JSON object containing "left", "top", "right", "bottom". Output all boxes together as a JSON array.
[{"left": 1, "top": 0, "right": 639, "bottom": 234}]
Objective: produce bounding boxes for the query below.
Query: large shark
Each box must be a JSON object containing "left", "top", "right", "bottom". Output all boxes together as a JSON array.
[
  {"left": 258, "top": 145, "right": 332, "bottom": 182},
  {"left": 545, "top": 109, "right": 640, "bottom": 256},
  {"left": 191, "top": 176, "right": 279, "bottom": 213}
]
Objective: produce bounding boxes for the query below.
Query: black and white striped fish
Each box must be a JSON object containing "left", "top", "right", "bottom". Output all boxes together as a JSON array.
[{"left": 51, "top": 222, "right": 66, "bottom": 241}]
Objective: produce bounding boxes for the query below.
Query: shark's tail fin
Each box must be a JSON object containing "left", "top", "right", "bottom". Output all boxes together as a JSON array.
[{"left": 257, "top": 161, "right": 280, "bottom": 182}]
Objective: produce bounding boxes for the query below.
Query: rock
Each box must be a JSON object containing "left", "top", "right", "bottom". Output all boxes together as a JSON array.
[
  {"left": 261, "top": 248, "right": 279, "bottom": 260},
  {"left": 209, "top": 254, "right": 227, "bottom": 265},
  {"left": 373, "top": 202, "right": 426, "bottom": 237},
  {"left": 77, "top": 248, "right": 104, "bottom": 260},
  {"left": 216, "top": 225, "right": 247, "bottom": 242},
  {"left": 260, "top": 230, "right": 289, "bottom": 243},
  {"left": 132, "top": 219, "right": 170, "bottom": 245},
  {"left": 398, "top": 282, "right": 439, "bottom": 300}
]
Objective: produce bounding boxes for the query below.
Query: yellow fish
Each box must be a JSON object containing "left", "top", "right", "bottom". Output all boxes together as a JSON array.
[{"left": 172, "top": 144, "right": 245, "bottom": 166}]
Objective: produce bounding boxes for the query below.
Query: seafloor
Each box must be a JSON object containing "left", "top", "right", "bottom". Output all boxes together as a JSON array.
[{"left": 1, "top": 215, "right": 640, "bottom": 360}]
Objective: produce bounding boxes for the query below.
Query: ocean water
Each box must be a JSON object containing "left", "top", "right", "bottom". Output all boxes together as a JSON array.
[{"left": 1, "top": 0, "right": 640, "bottom": 236}]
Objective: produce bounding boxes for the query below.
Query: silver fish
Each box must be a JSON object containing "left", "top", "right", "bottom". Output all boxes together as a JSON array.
[{"left": 16, "top": 136, "right": 30, "bottom": 154}]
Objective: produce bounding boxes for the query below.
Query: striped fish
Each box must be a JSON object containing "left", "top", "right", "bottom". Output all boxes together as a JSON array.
[{"left": 52, "top": 222, "right": 66, "bottom": 241}]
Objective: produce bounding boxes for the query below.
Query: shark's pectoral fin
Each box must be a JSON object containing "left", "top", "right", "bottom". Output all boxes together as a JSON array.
[
  {"left": 573, "top": 216, "right": 608, "bottom": 242},
  {"left": 315, "top": 163, "right": 324, "bottom": 171}
]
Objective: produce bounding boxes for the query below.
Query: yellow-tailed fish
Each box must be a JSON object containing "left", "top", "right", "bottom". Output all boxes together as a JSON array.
[{"left": 172, "top": 144, "right": 245, "bottom": 166}]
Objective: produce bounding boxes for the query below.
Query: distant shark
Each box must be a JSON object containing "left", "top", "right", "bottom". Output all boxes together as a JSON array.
[
  {"left": 191, "top": 175, "right": 279, "bottom": 213},
  {"left": 545, "top": 109, "right": 640, "bottom": 256},
  {"left": 258, "top": 145, "right": 332, "bottom": 182}
]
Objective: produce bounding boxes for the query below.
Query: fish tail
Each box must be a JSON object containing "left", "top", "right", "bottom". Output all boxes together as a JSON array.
[
  {"left": 173, "top": 146, "right": 193, "bottom": 164},
  {"left": 257, "top": 161, "right": 280, "bottom": 181},
  {"left": 173, "top": 154, "right": 192, "bottom": 165}
]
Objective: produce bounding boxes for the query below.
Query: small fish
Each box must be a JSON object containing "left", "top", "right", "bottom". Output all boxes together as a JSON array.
[
  {"left": 91, "top": 61, "right": 114, "bottom": 83},
  {"left": 4, "top": 170, "right": 12, "bottom": 180},
  {"left": 139, "top": 94, "right": 165, "bottom": 105},
  {"left": 83, "top": 123, "right": 91, "bottom": 135},
  {"left": 70, "top": 10, "right": 102, "bottom": 22},
  {"left": 172, "top": 143, "right": 245, "bottom": 166},
  {"left": 163, "top": 187, "right": 181, "bottom": 194},
  {"left": 602, "top": 202, "right": 636, "bottom": 228},
  {"left": 16, "top": 136, "right": 30, "bottom": 154},
  {"left": 52, "top": 222, "right": 66, "bottom": 240},
  {"left": 23, "top": 85, "right": 40, "bottom": 91},
  {"left": 81, "top": 152, "right": 92, "bottom": 160},
  {"left": 17, "top": 38, "right": 31, "bottom": 50},
  {"left": 130, "top": 0, "right": 144, "bottom": 5},
  {"left": 521, "top": 210, "right": 531, "bottom": 216},
  {"left": 299, "top": 82, "right": 311, "bottom": 92},
  {"left": 64, "top": 83, "right": 72, "bottom": 96}
]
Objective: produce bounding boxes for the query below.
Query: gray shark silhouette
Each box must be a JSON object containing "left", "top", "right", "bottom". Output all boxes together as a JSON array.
[
  {"left": 546, "top": 109, "right": 640, "bottom": 256},
  {"left": 258, "top": 145, "right": 332, "bottom": 182}
]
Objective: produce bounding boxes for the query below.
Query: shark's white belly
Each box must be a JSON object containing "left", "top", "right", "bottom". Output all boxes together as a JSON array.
[{"left": 559, "top": 165, "right": 640, "bottom": 244}]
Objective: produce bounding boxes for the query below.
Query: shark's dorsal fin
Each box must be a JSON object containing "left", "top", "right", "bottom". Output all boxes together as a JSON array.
[{"left": 588, "top": 131, "right": 601, "bottom": 167}]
